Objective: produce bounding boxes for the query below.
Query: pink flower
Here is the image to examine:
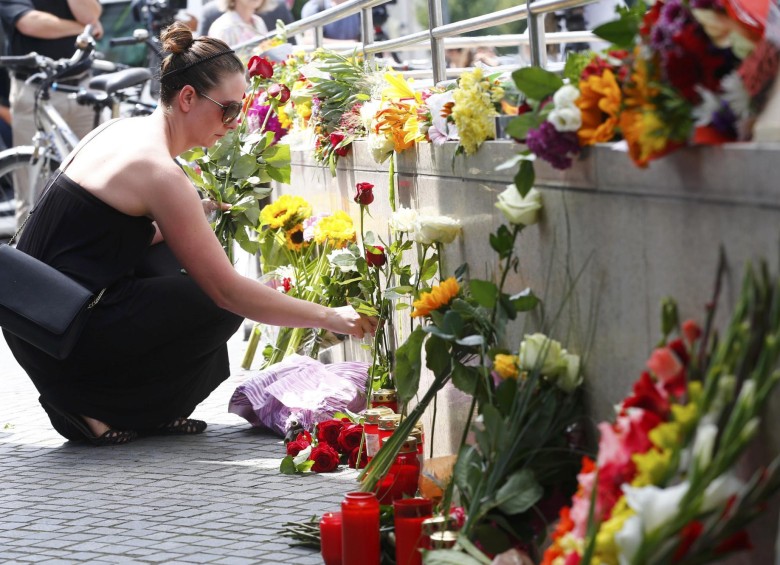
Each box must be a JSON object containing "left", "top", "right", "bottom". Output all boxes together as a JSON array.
[{"left": 646, "top": 346, "right": 684, "bottom": 383}]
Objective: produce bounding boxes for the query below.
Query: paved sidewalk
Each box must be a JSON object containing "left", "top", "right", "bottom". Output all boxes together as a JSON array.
[{"left": 0, "top": 331, "right": 355, "bottom": 564}]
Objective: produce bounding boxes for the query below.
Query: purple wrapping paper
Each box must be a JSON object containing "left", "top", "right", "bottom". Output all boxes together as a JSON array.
[{"left": 228, "top": 354, "right": 370, "bottom": 435}]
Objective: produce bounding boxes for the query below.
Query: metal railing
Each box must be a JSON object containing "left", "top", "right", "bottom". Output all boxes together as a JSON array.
[{"left": 234, "top": 0, "right": 600, "bottom": 83}]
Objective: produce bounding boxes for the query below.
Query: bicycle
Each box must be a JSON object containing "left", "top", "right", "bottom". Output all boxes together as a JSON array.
[{"left": 0, "top": 26, "right": 154, "bottom": 238}]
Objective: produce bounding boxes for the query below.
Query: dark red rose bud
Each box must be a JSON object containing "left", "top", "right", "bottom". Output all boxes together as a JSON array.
[
  {"left": 247, "top": 56, "right": 274, "bottom": 79},
  {"left": 330, "top": 132, "right": 350, "bottom": 156},
  {"left": 278, "top": 84, "right": 291, "bottom": 103},
  {"left": 366, "top": 245, "right": 386, "bottom": 268},
  {"left": 267, "top": 83, "right": 291, "bottom": 103},
  {"left": 354, "top": 181, "right": 374, "bottom": 206}
]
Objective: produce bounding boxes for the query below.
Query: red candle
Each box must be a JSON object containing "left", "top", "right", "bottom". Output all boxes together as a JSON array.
[
  {"left": 319, "top": 511, "right": 342, "bottom": 565},
  {"left": 394, "top": 498, "right": 433, "bottom": 565},
  {"left": 341, "top": 492, "right": 380, "bottom": 565},
  {"left": 371, "top": 388, "right": 398, "bottom": 413},
  {"left": 376, "top": 437, "right": 420, "bottom": 504}
]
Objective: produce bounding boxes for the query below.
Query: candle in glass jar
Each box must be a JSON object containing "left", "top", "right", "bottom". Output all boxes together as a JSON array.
[
  {"left": 378, "top": 413, "right": 402, "bottom": 446},
  {"left": 341, "top": 492, "right": 380, "bottom": 565},
  {"left": 319, "top": 511, "right": 343, "bottom": 565},
  {"left": 394, "top": 498, "right": 433, "bottom": 565},
  {"left": 363, "top": 408, "right": 391, "bottom": 461},
  {"left": 376, "top": 436, "right": 420, "bottom": 504},
  {"left": 371, "top": 388, "right": 398, "bottom": 413}
]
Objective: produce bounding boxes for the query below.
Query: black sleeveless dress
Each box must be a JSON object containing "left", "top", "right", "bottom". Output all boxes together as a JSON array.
[{"left": 3, "top": 172, "right": 243, "bottom": 436}]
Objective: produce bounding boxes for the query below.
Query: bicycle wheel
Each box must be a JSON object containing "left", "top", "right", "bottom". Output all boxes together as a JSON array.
[{"left": 0, "top": 146, "right": 60, "bottom": 238}]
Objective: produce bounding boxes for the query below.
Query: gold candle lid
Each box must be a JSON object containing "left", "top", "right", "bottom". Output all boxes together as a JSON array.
[
  {"left": 420, "top": 515, "right": 457, "bottom": 536},
  {"left": 371, "top": 388, "right": 398, "bottom": 402},
  {"left": 399, "top": 436, "right": 418, "bottom": 454},
  {"left": 364, "top": 407, "right": 392, "bottom": 424},
  {"left": 378, "top": 413, "right": 403, "bottom": 430},
  {"left": 428, "top": 530, "right": 458, "bottom": 549}
]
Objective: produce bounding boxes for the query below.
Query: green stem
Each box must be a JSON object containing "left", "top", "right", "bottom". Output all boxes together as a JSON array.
[
  {"left": 388, "top": 152, "right": 396, "bottom": 212},
  {"left": 242, "top": 324, "right": 262, "bottom": 369}
]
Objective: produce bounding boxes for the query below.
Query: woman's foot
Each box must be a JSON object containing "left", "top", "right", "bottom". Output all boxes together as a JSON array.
[
  {"left": 154, "top": 417, "right": 208, "bottom": 435},
  {"left": 80, "top": 415, "right": 137, "bottom": 446}
]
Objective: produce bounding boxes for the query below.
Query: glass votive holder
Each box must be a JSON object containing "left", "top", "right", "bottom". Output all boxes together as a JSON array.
[
  {"left": 394, "top": 498, "right": 434, "bottom": 565},
  {"left": 319, "top": 511, "right": 342, "bottom": 565}
]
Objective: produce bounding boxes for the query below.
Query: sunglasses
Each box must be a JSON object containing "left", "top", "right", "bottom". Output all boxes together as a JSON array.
[{"left": 197, "top": 91, "right": 242, "bottom": 125}]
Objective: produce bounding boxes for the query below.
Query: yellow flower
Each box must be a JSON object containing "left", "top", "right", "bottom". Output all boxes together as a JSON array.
[
  {"left": 494, "top": 354, "right": 519, "bottom": 379},
  {"left": 285, "top": 223, "right": 306, "bottom": 251},
  {"left": 594, "top": 497, "right": 634, "bottom": 564},
  {"left": 375, "top": 103, "right": 421, "bottom": 152},
  {"left": 382, "top": 71, "right": 422, "bottom": 104},
  {"left": 260, "top": 195, "right": 312, "bottom": 230},
  {"left": 631, "top": 447, "right": 672, "bottom": 487},
  {"left": 313, "top": 210, "right": 356, "bottom": 248},
  {"left": 411, "top": 277, "right": 460, "bottom": 318},
  {"left": 671, "top": 398, "right": 699, "bottom": 436},
  {"left": 277, "top": 102, "right": 293, "bottom": 130},
  {"left": 452, "top": 68, "right": 498, "bottom": 155},
  {"left": 576, "top": 69, "right": 621, "bottom": 145},
  {"left": 649, "top": 421, "right": 681, "bottom": 450}
]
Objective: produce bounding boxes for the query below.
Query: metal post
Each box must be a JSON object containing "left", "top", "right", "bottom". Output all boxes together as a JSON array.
[
  {"left": 361, "top": 7, "right": 375, "bottom": 61},
  {"left": 526, "top": 2, "right": 547, "bottom": 68},
  {"left": 315, "top": 26, "right": 324, "bottom": 48},
  {"left": 427, "top": 0, "right": 447, "bottom": 84}
]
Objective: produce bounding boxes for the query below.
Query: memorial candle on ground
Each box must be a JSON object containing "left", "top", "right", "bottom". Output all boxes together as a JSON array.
[
  {"left": 394, "top": 498, "right": 433, "bottom": 565},
  {"left": 319, "top": 511, "right": 342, "bottom": 565},
  {"left": 341, "top": 492, "right": 380, "bottom": 565}
]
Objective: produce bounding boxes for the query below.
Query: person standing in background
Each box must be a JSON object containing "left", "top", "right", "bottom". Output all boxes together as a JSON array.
[
  {"left": 198, "top": 0, "right": 294, "bottom": 40},
  {"left": 207, "top": 0, "right": 268, "bottom": 49},
  {"left": 0, "top": 0, "right": 103, "bottom": 226}
]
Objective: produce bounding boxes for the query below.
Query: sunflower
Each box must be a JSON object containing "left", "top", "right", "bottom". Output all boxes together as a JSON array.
[
  {"left": 285, "top": 224, "right": 306, "bottom": 251},
  {"left": 411, "top": 277, "right": 460, "bottom": 318},
  {"left": 260, "top": 194, "right": 312, "bottom": 230},
  {"left": 576, "top": 68, "right": 621, "bottom": 145},
  {"left": 313, "top": 210, "right": 356, "bottom": 249}
]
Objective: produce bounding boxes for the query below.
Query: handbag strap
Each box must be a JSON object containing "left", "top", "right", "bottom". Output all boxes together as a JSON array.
[
  {"left": 9, "top": 118, "right": 124, "bottom": 246},
  {"left": 8, "top": 118, "right": 124, "bottom": 308}
]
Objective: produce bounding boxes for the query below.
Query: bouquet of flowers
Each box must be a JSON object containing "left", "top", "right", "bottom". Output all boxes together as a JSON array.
[
  {"left": 280, "top": 414, "right": 368, "bottom": 474},
  {"left": 504, "top": 0, "right": 775, "bottom": 193},
  {"left": 542, "top": 260, "right": 780, "bottom": 565},
  {"left": 181, "top": 55, "right": 292, "bottom": 262}
]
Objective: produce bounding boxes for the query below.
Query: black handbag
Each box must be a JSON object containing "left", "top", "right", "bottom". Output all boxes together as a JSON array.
[{"left": 0, "top": 124, "right": 115, "bottom": 360}]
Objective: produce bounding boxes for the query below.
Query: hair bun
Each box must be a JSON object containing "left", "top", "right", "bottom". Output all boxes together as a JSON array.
[{"left": 160, "top": 21, "right": 194, "bottom": 55}]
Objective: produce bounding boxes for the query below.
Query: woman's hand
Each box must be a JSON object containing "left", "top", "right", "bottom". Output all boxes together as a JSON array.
[
  {"left": 202, "top": 198, "right": 231, "bottom": 217},
  {"left": 326, "top": 305, "right": 379, "bottom": 339}
]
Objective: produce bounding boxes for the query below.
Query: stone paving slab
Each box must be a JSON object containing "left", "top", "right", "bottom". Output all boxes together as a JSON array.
[{"left": 0, "top": 331, "right": 353, "bottom": 564}]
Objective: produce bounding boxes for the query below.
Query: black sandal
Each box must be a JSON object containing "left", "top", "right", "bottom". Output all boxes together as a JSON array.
[
  {"left": 155, "top": 417, "right": 207, "bottom": 435},
  {"left": 41, "top": 401, "right": 137, "bottom": 446}
]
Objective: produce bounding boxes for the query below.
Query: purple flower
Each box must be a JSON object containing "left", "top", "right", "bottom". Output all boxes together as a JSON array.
[
  {"left": 525, "top": 121, "right": 580, "bottom": 170},
  {"left": 246, "top": 102, "right": 288, "bottom": 144},
  {"left": 711, "top": 101, "right": 738, "bottom": 138}
]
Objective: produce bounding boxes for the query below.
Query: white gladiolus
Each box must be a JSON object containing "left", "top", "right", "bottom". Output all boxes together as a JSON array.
[
  {"left": 495, "top": 186, "right": 543, "bottom": 226},
  {"left": 548, "top": 106, "right": 582, "bottom": 132},
  {"left": 615, "top": 515, "right": 643, "bottom": 565},
  {"left": 622, "top": 482, "right": 690, "bottom": 534},
  {"left": 412, "top": 215, "right": 462, "bottom": 244},
  {"left": 701, "top": 473, "right": 744, "bottom": 513},
  {"left": 692, "top": 422, "right": 718, "bottom": 469}
]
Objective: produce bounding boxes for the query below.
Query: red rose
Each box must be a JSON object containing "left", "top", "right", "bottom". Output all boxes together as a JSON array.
[
  {"left": 354, "top": 182, "right": 374, "bottom": 206},
  {"left": 317, "top": 419, "right": 345, "bottom": 447},
  {"left": 267, "top": 83, "right": 291, "bottom": 104},
  {"left": 365, "top": 246, "right": 386, "bottom": 268},
  {"left": 330, "top": 132, "right": 350, "bottom": 156},
  {"left": 247, "top": 55, "right": 274, "bottom": 79},
  {"left": 310, "top": 443, "right": 340, "bottom": 473},
  {"left": 286, "top": 436, "right": 310, "bottom": 457},
  {"left": 337, "top": 424, "right": 364, "bottom": 453},
  {"left": 348, "top": 444, "right": 368, "bottom": 469}
]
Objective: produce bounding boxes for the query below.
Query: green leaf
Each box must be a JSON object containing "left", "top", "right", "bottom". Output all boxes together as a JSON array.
[
  {"left": 453, "top": 445, "right": 482, "bottom": 499},
  {"left": 423, "top": 325, "right": 455, "bottom": 341},
  {"left": 504, "top": 112, "right": 542, "bottom": 141},
  {"left": 425, "top": 335, "right": 451, "bottom": 376},
  {"left": 456, "top": 335, "right": 484, "bottom": 347},
  {"left": 511, "top": 67, "right": 564, "bottom": 101},
  {"left": 394, "top": 326, "right": 426, "bottom": 404},
  {"left": 264, "top": 142, "right": 291, "bottom": 167},
  {"left": 481, "top": 404, "right": 504, "bottom": 453},
  {"left": 489, "top": 225, "right": 514, "bottom": 258},
  {"left": 510, "top": 288, "right": 540, "bottom": 312},
  {"left": 279, "top": 456, "right": 297, "bottom": 474},
  {"left": 494, "top": 378, "right": 517, "bottom": 416},
  {"left": 451, "top": 361, "right": 478, "bottom": 394},
  {"left": 420, "top": 256, "right": 440, "bottom": 282},
  {"left": 593, "top": 18, "right": 639, "bottom": 48},
  {"left": 495, "top": 469, "right": 543, "bottom": 515},
  {"left": 231, "top": 154, "right": 259, "bottom": 179},
  {"left": 514, "top": 160, "right": 535, "bottom": 198},
  {"left": 296, "top": 460, "right": 315, "bottom": 473},
  {"left": 440, "top": 310, "right": 465, "bottom": 337},
  {"left": 470, "top": 279, "right": 499, "bottom": 309},
  {"left": 266, "top": 165, "right": 291, "bottom": 184}
]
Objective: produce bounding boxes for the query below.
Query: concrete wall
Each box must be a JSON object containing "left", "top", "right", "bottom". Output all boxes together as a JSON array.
[{"left": 274, "top": 139, "right": 780, "bottom": 562}]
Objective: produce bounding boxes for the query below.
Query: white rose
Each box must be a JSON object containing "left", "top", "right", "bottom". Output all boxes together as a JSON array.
[
  {"left": 548, "top": 107, "right": 582, "bottom": 132},
  {"left": 389, "top": 207, "right": 418, "bottom": 233},
  {"left": 495, "top": 186, "right": 542, "bottom": 226},
  {"left": 556, "top": 352, "right": 582, "bottom": 393},
  {"left": 518, "top": 333, "right": 566, "bottom": 377},
  {"left": 360, "top": 99, "right": 382, "bottom": 130},
  {"left": 367, "top": 131, "right": 394, "bottom": 164},
  {"left": 553, "top": 84, "right": 580, "bottom": 108},
  {"left": 413, "top": 214, "right": 462, "bottom": 245}
]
